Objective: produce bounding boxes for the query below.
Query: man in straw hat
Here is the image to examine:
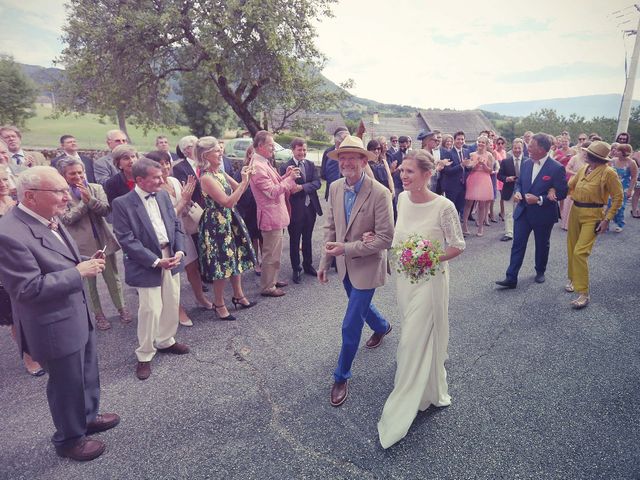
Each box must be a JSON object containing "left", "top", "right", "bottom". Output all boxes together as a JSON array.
[
  {"left": 496, "top": 133, "right": 568, "bottom": 289},
  {"left": 318, "top": 135, "right": 394, "bottom": 407},
  {"left": 564, "top": 141, "right": 623, "bottom": 309}
]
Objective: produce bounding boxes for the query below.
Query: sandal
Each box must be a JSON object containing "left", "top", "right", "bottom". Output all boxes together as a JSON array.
[
  {"left": 564, "top": 282, "right": 575, "bottom": 293},
  {"left": 214, "top": 303, "right": 236, "bottom": 321},
  {"left": 95, "top": 312, "right": 111, "bottom": 331},
  {"left": 570, "top": 294, "right": 590, "bottom": 309},
  {"left": 232, "top": 296, "right": 257, "bottom": 310},
  {"left": 118, "top": 307, "right": 132, "bottom": 324}
]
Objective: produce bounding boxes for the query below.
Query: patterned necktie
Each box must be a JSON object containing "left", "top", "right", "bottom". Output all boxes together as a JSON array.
[
  {"left": 48, "top": 219, "right": 59, "bottom": 231},
  {"left": 515, "top": 157, "right": 520, "bottom": 177}
]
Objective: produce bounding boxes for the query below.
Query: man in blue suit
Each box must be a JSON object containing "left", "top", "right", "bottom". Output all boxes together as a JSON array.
[
  {"left": 112, "top": 158, "right": 190, "bottom": 380},
  {"left": 439, "top": 131, "right": 468, "bottom": 215},
  {"left": 496, "top": 133, "right": 568, "bottom": 288}
]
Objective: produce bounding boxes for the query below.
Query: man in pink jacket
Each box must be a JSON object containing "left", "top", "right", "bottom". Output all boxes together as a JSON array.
[{"left": 249, "top": 131, "right": 300, "bottom": 297}]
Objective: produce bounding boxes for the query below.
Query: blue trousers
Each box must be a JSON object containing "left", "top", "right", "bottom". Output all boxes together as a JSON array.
[
  {"left": 334, "top": 274, "right": 389, "bottom": 383},
  {"left": 506, "top": 217, "right": 554, "bottom": 282}
]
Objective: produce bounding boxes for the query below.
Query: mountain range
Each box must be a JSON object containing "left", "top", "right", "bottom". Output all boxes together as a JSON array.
[{"left": 21, "top": 63, "right": 630, "bottom": 120}]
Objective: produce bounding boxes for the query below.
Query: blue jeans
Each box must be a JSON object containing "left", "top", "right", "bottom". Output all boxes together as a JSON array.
[{"left": 334, "top": 273, "right": 389, "bottom": 383}]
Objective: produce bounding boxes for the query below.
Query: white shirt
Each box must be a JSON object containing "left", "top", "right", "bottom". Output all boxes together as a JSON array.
[
  {"left": 531, "top": 155, "right": 548, "bottom": 183},
  {"left": 186, "top": 157, "right": 198, "bottom": 175},
  {"left": 18, "top": 204, "right": 66, "bottom": 246},
  {"left": 134, "top": 186, "right": 169, "bottom": 245}
]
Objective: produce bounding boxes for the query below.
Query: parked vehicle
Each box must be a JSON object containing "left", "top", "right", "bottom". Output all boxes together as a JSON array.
[{"left": 224, "top": 138, "right": 292, "bottom": 162}]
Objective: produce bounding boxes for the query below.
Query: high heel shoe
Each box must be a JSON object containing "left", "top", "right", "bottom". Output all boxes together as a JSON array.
[
  {"left": 213, "top": 303, "right": 236, "bottom": 321},
  {"left": 232, "top": 296, "right": 257, "bottom": 310}
]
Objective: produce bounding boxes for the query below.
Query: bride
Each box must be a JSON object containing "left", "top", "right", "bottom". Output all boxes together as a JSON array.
[{"left": 377, "top": 149, "right": 465, "bottom": 449}]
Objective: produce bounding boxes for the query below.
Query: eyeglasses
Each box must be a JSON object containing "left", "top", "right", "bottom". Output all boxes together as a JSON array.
[
  {"left": 373, "top": 147, "right": 382, "bottom": 151},
  {"left": 497, "top": 141, "right": 505, "bottom": 145},
  {"left": 28, "top": 188, "right": 69, "bottom": 195}
]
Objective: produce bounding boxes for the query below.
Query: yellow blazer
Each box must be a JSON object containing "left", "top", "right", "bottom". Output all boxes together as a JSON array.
[{"left": 319, "top": 174, "right": 394, "bottom": 290}]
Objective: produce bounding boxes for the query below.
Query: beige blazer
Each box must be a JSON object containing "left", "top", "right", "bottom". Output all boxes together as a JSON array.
[
  {"left": 59, "top": 183, "right": 121, "bottom": 256},
  {"left": 319, "top": 174, "right": 394, "bottom": 290}
]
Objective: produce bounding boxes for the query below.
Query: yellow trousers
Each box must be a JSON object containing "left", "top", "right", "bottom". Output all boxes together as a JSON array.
[{"left": 566, "top": 205, "right": 603, "bottom": 294}]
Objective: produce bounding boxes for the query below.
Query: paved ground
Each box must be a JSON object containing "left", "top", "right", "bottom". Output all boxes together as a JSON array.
[{"left": 1, "top": 201, "right": 639, "bottom": 479}]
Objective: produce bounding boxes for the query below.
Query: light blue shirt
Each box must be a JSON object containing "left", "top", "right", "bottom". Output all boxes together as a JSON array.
[{"left": 344, "top": 173, "right": 365, "bottom": 224}]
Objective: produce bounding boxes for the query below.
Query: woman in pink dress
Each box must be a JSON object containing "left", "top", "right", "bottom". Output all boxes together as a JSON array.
[
  {"left": 462, "top": 136, "right": 494, "bottom": 237},
  {"left": 560, "top": 142, "right": 588, "bottom": 230}
]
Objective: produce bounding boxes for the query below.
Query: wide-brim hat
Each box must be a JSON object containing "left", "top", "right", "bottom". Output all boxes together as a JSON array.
[
  {"left": 328, "top": 135, "right": 377, "bottom": 161},
  {"left": 582, "top": 140, "right": 612, "bottom": 162}
]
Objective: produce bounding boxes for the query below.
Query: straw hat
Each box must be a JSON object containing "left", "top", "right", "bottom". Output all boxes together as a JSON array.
[
  {"left": 328, "top": 135, "right": 376, "bottom": 161},
  {"left": 582, "top": 141, "right": 611, "bottom": 162}
]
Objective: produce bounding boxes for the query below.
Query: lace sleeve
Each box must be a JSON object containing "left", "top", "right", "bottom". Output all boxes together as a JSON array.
[{"left": 440, "top": 201, "right": 466, "bottom": 251}]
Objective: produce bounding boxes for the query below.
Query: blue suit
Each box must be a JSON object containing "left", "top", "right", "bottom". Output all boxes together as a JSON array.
[
  {"left": 440, "top": 147, "right": 468, "bottom": 215},
  {"left": 505, "top": 156, "right": 568, "bottom": 282}
]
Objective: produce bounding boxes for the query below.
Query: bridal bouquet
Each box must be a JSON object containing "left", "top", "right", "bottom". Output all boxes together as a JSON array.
[{"left": 392, "top": 234, "right": 445, "bottom": 284}]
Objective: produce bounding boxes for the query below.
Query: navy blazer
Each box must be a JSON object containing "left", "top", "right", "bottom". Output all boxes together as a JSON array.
[
  {"left": 173, "top": 159, "right": 204, "bottom": 208},
  {"left": 513, "top": 157, "right": 568, "bottom": 226},
  {"left": 279, "top": 158, "right": 323, "bottom": 219},
  {"left": 104, "top": 171, "right": 131, "bottom": 206},
  {"left": 440, "top": 147, "right": 468, "bottom": 193},
  {"left": 0, "top": 208, "right": 91, "bottom": 362},
  {"left": 497, "top": 155, "right": 523, "bottom": 200},
  {"left": 112, "top": 189, "right": 185, "bottom": 288}
]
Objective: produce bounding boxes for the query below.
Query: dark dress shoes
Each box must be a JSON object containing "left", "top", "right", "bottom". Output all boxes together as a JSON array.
[
  {"left": 535, "top": 273, "right": 546, "bottom": 283},
  {"left": 136, "top": 361, "right": 151, "bottom": 380},
  {"left": 55, "top": 438, "right": 106, "bottom": 461},
  {"left": 330, "top": 381, "right": 348, "bottom": 407},
  {"left": 500, "top": 235, "right": 513, "bottom": 242},
  {"left": 495, "top": 279, "right": 517, "bottom": 289},
  {"left": 365, "top": 324, "right": 393, "bottom": 349},
  {"left": 304, "top": 266, "right": 318, "bottom": 276},
  {"left": 86, "top": 413, "right": 120, "bottom": 435},
  {"left": 158, "top": 342, "right": 190, "bottom": 354},
  {"left": 292, "top": 270, "right": 302, "bottom": 284}
]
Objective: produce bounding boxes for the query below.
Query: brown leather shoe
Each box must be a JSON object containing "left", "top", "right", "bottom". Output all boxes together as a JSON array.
[
  {"left": 261, "top": 288, "right": 286, "bottom": 297},
  {"left": 275, "top": 280, "right": 288, "bottom": 288},
  {"left": 136, "top": 361, "right": 151, "bottom": 380},
  {"left": 365, "top": 324, "right": 392, "bottom": 349},
  {"left": 86, "top": 413, "right": 120, "bottom": 435},
  {"left": 55, "top": 438, "right": 106, "bottom": 461},
  {"left": 330, "top": 381, "right": 348, "bottom": 407},
  {"left": 157, "top": 342, "right": 190, "bottom": 354}
]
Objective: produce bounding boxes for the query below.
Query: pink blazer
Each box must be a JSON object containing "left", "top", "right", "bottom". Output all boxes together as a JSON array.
[{"left": 249, "top": 154, "right": 297, "bottom": 231}]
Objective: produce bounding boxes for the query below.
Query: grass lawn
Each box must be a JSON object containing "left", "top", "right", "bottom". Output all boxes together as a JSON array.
[{"left": 20, "top": 105, "right": 192, "bottom": 152}]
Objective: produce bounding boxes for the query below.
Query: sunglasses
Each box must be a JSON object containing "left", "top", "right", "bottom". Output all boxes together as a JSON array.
[{"left": 497, "top": 141, "right": 505, "bottom": 145}]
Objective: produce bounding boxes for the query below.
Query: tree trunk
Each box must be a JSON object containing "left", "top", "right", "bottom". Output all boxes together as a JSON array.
[
  {"left": 116, "top": 108, "right": 130, "bottom": 143},
  {"left": 214, "top": 75, "right": 264, "bottom": 136}
]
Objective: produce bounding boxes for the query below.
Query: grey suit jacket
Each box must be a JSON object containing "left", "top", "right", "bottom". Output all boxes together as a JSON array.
[
  {"left": 0, "top": 208, "right": 92, "bottom": 362},
  {"left": 94, "top": 153, "right": 119, "bottom": 186},
  {"left": 112, "top": 189, "right": 185, "bottom": 288}
]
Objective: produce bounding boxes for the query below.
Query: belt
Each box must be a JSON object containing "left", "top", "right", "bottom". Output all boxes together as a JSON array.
[
  {"left": 159, "top": 243, "right": 170, "bottom": 249},
  {"left": 573, "top": 201, "right": 604, "bottom": 208}
]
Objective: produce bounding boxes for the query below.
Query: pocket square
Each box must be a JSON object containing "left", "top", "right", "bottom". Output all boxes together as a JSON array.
[{"left": 542, "top": 175, "right": 551, "bottom": 181}]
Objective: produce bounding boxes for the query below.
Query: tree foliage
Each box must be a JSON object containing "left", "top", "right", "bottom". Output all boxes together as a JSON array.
[
  {"left": 58, "top": 0, "right": 344, "bottom": 137},
  {"left": 0, "top": 55, "right": 38, "bottom": 128},
  {"left": 178, "top": 70, "right": 237, "bottom": 138},
  {"left": 56, "top": 0, "right": 178, "bottom": 138}
]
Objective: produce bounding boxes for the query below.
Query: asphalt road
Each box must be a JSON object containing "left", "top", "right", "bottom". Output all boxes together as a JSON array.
[{"left": 1, "top": 202, "right": 639, "bottom": 479}]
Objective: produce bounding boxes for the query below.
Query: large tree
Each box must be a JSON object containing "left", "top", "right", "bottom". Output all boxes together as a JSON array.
[
  {"left": 56, "top": 0, "right": 177, "bottom": 138},
  {"left": 0, "top": 55, "right": 38, "bottom": 128},
  {"left": 58, "top": 0, "right": 344, "bottom": 136}
]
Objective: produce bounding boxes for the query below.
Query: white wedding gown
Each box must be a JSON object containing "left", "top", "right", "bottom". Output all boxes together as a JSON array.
[{"left": 378, "top": 192, "right": 466, "bottom": 449}]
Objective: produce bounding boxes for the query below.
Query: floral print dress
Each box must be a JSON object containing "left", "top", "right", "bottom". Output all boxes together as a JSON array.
[{"left": 199, "top": 172, "right": 255, "bottom": 281}]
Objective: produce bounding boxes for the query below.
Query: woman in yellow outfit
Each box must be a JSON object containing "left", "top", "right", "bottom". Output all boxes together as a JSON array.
[{"left": 566, "top": 141, "right": 623, "bottom": 309}]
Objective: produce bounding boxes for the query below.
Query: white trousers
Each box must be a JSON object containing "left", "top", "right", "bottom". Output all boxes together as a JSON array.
[
  {"left": 502, "top": 194, "right": 515, "bottom": 238},
  {"left": 135, "top": 255, "right": 181, "bottom": 362}
]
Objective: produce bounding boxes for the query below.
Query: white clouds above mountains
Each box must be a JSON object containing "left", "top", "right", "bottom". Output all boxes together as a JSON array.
[{"left": 0, "top": 0, "right": 634, "bottom": 109}]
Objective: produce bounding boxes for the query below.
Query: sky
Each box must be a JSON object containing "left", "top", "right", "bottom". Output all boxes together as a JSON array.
[{"left": 0, "top": 0, "right": 636, "bottom": 110}]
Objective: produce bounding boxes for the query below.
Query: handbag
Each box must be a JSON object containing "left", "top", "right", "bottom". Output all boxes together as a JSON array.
[{"left": 182, "top": 202, "right": 204, "bottom": 235}]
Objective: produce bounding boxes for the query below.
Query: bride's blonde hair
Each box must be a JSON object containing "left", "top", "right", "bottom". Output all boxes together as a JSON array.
[{"left": 404, "top": 149, "right": 435, "bottom": 173}]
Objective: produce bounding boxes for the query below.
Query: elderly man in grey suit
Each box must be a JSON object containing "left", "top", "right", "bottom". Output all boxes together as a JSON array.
[
  {"left": 94, "top": 129, "right": 128, "bottom": 185},
  {"left": 0, "top": 166, "right": 119, "bottom": 461},
  {"left": 318, "top": 136, "right": 394, "bottom": 407},
  {"left": 112, "top": 157, "right": 190, "bottom": 380}
]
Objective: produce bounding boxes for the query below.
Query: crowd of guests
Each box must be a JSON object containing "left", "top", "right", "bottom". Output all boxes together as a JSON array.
[{"left": 0, "top": 122, "right": 634, "bottom": 459}]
